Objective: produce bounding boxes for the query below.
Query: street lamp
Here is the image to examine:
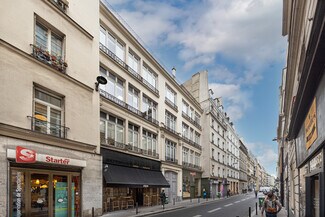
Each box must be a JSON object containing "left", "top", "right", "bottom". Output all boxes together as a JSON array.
[{"left": 95, "top": 76, "right": 107, "bottom": 91}]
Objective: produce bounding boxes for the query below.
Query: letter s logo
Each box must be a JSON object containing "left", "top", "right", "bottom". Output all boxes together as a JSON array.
[{"left": 16, "top": 146, "right": 36, "bottom": 163}]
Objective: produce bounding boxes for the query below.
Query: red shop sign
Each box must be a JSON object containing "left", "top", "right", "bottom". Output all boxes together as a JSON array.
[{"left": 16, "top": 146, "right": 36, "bottom": 163}]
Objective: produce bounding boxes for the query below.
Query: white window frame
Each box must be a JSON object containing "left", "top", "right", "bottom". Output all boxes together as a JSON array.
[
  {"left": 165, "top": 140, "right": 176, "bottom": 161},
  {"left": 100, "top": 112, "right": 124, "bottom": 144},
  {"left": 128, "top": 85, "right": 139, "bottom": 109},
  {"left": 128, "top": 123, "right": 139, "bottom": 148},
  {"left": 166, "top": 85, "right": 176, "bottom": 104},
  {"left": 128, "top": 50, "right": 140, "bottom": 73},
  {"left": 100, "top": 25, "right": 125, "bottom": 61},
  {"left": 142, "top": 64, "right": 157, "bottom": 88},
  {"left": 165, "top": 111, "right": 176, "bottom": 131},
  {"left": 100, "top": 67, "right": 124, "bottom": 101},
  {"left": 142, "top": 95, "right": 157, "bottom": 120}
]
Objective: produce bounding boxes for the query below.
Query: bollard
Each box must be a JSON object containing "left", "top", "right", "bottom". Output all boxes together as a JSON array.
[
  {"left": 92, "top": 207, "right": 94, "bottom": 217},
  {"left": 190, "top": 197, "right": 192, "bottom": 203},
  {"left": 136, "top": 202, "right": 139, "bottom": 214},
  {"left": 256, "top": 202, "right": 258, "bottom": 215},
  {"left": 198, "top": 197, "right": 200, "bottom": 203},
  {"left": 249, "top": 207, "right": 251, "bottom": 217},
  {"left": 173, "top": 198, "right": 175, "bottom": 205}
]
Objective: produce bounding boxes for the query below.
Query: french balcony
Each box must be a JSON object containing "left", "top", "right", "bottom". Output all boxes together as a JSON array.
[
  {"left": 30, "top": 44, "right": 68, "bottom": 73},
  {"left": 181, "top": 136, "right": 202, "bottom": 150},
  {"left": 100, "top": 137, "right": 159, "bottom": 159},
  {"left": 99, "top": 89, "right": 159, "bottom": 126},
  {"left": 99, "top": 43, "right": 159, "bottom": 96},
  {"left": 165, "top": 156, "right": 178, "bottom": 164},
  {"left": 181, "top": 111, "right": 201, "bottom": 130},
  {"left": 28, "top": 116, "right": 69, "bottom": 139},
  {"left": 165, "top": 98, "right": 178, "bottom": 112},
  {"left": 164, "top": 125, "right": 178, "bottom": 136}
]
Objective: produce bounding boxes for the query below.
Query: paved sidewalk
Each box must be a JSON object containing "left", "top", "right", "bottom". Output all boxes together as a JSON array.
[
  {"left": 101, "top": 196, "right": 224, "bottom": 217},
  {"left": 251, "top": 208, "right": 287, "bottom": 217}
]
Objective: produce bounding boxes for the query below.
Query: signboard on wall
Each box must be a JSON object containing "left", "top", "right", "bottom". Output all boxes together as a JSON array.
[{"left": 305, "top": 98, "right": 317, "bottom": 150}]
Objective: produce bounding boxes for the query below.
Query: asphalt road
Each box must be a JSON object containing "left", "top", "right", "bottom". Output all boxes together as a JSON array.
[{"left": 149, "top": 194, "right": 258, "bottom": 217}]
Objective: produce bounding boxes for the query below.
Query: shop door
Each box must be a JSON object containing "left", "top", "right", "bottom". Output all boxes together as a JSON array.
[
  {"left": 306, "top": 175, "right": 320, "bottom": 217},
  {"left": 30, "top": 173, "right": 50, "bottom": 217},
  {"left": 312, "top": 176, "right": 320, "bottom": 217},
  {"left": 165, "top": 171, "right": 177, "bottom": 202}
]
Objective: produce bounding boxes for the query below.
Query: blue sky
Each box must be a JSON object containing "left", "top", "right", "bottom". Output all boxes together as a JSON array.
[{"left": 105, "top": 0, "right": 287, "bottom": 176}]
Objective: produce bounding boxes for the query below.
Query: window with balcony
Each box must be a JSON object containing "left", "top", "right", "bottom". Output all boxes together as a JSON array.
[
  {"left": 142, "top": 64, "right": 157, "bottom": 89},
  {"left": 128, "top": 123, "right": 139, "bottom": 149},
  {"left": 100, "top": 26, "right": 125, "bottom": 61},
  {"left": 194, "top": 132, "right": 200, "bottom": 145},
  {"left": 100, "top": 67, "right": 124, "bottom": 101},
  {"left": 142, "top": 95, "right": 157, "bottom": 121},
  {"left": 165, "top": 140, "right": 176, "bottom": 162},
  {"left": 166, "top": 85, "right": 176, "bottom": 105},
  {"left": 194, "top": 112, "right": 200, "bottom": 124},
  {"left": 100, "top": 112, "right": 124, "bottom": 144},
  {"left": 190, "top": 150, "right": 194, "bottom": 164},
  {"left": 182, "top": 148, "right": 189, "bottom": 163},
  {"left": 189, "top": 128, "right": 194, "bottom": 141},
  {"left": 195, "top": 153, "right": 200, "bottom": 166},
  {"left": 33, "top": 88, "right": 64, "bottom": 137},
  {"left": 182, "top": 101, "right": 189, "bottom": 115},
  {"left": 142, "top": 129, "right": 157, "bottom": 154},
  {"left": 165, "top": 111, "right": 176, "bottom": 131},
  {"left": 32, "top": 20, "right": 67, "bottom": 72},
  {"left": 128, "top": 50, "right": 140, "bottom": 73},
  {"left": 128, "top": 85, "right": 139, "bottom": 109},
  {"left": 182, "top": 123, "right": 189, "bottom": 138}
]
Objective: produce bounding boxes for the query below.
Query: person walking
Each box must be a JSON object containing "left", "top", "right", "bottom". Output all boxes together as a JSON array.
[
  {"left": 203, "top": 188, "right": 207, "bottom": 199},
  {"left": 160, "top": 189, "right": 166, "bottom": 209},
  {"left": 261, "top": 190, "right": 282, "bottom": 217},
  {"left": 255, "top": 190, "right": 258, "bottom": 198}
]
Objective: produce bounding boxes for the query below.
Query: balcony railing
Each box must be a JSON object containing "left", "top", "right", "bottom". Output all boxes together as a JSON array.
[
  {"left": 181, "top": 112, "right": 202, "bottom": 130},
  {"left": 101, "top": 137, "right": 159, "bottom": 159},
  {"left": 164, "top": 125, "right": 178, "bottom": 136},
  {"left": 165, "top": 98, "right": 178, "bottom": 112},
  {"left": 182, "top": 136, "right": 202, "bottom": 150},
  {"left": 99, "top": 43, "right": 159, "bottom": 96},
  {"left": 28, "top": 116, "right": 69, "bottom": 139},
  {"left": 165, "top": 156, "right": 178, "bottom": 164},
  {"left": 30, "top": 44, "right": 67, "bottom": 73},
  {"left": 99, "top": 89, "right": 159, "bottom": 126},
  {"left": 51, "top": 0, "right": 69, "bottom": 12},
  {"left": 182, "top": 161, "right": 202, "bottom": 170}
]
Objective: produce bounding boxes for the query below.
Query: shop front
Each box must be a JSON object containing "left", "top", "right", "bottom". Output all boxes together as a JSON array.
[
  {"left": 182, "top": 170, "right": 201, "bottom": 199},
  {"left": 7, "top": 146, "right": 87, "bottom": 217},
  {"left": 101, "top": 149, "right": 169, "bottom": 213}
]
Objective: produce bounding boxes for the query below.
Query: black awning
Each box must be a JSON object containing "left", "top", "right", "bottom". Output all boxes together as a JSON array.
[{"left": 103, "top": 164, "right": 170, "bottom": 188}]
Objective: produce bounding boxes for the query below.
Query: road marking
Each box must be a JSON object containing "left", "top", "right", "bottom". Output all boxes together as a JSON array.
[
  {"left": 234, "top": 201, "right": 240, "bottom": 203},
  {"left": 208, "top": 208, "right": 221, "bottom": 213},
  {"left": 241, "top": 199, "right": 246, "bottom": 201},
  {"left": 193, "top": 215, "right": 202, "bottom": 217},
  {"left": 224, "top": 203, "right": 233, "bottom": 207}
]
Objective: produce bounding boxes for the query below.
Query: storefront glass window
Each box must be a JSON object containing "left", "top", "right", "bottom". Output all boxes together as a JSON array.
[
  {"left": 11, "top": 170, "right": 26, "bottom": 217},
  {"left": 31, "top": 173, "right": 49, "bottom": 217},
  {"left": 72, "top": 175, "right": 80, "bottom": 217},
  {"left": 53, "top": 175, "right": 68, "bottom": 217}
]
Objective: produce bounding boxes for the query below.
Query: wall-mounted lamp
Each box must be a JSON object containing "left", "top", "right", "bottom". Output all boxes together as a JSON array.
[{"left": 95, "top": 76, "right": 107, "bottom": 91}]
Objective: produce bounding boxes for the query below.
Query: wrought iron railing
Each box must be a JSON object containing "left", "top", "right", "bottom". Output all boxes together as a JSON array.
[
  {"left": 165, "top": 156, "right": 178, "bottom": 164},
  {"left": 101, "top": 137, "right": 159, "bottom": 159},
  {"left": 30, "top": 44, "right": 67, "bottom": 73},
  {"left": 165, "top": 98, "right": 178, "bottom": 112},
  {"left": 51, "top": 0, "right": 69, "bottom": 12},
  {"left": 164, "top": 125, "right": 178, "bottom": 136},
  {"left": 182, "top": 136, "right": 202, "bottom": 150},
  {"left": 28, "top": 116, "right": 69, "bottom": 138},
  {"left": 99, "top": 89, "right": 159, "bottom": 126},
  {"left": 182, "top": 161, "right": 202, "bottom": 170},
  {"left": 99, "top": 43, "right": 159, "bottom": 96},
  {"left": 181, "top": 111, "right": 202, "bottom": 130}
]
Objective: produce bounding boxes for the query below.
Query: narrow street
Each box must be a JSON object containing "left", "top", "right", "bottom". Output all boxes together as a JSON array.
[{"left": 151, "top": 193, "right": 257, "bottom": 217}]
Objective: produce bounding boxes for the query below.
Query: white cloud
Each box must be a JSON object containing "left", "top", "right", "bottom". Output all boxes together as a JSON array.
[{"left": 257, "top": 148, "right": 278, "bottom": 168}]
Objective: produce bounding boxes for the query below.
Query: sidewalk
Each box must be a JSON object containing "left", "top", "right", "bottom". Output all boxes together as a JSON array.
[
  {"left": 251, "top": 208, "right": 287, "bottom": 217},
  {"left": 101, "top": 196, "right": 224, "bottom": 217}
]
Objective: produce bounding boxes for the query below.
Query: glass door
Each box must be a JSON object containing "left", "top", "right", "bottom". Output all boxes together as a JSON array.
[
  {"left": 53, "top": 175, "right": 68, "bottom": 217},
  {"left": 312, "top": 176, "right": 320, "bottom": 217},
  {"left": 30, "top": 173, "right": 49, "bottom": 217}
]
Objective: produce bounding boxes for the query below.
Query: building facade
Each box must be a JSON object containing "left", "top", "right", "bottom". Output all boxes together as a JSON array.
[
  {"left": 239, "top": 140, "right": 248, "bottom": 193},
  {"left": 277, "top": 0, "right": 325, "bottom": 217},
  {"left": 0, "top": 0, "right": 102, "bottom": 216}
]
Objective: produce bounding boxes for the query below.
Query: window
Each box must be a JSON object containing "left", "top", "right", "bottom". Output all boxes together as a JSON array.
[
  {"left": 212, "top": 165, "right": 215, "bottom": 175},
  {"left": 195, "top": 132, "right": 200, "bottom": 145},
  {"left": 128, "top": 123, "right": 139, "bottom": 148},
  {"left": 190, "top": 108, "right": 194, "bottom": 119},
  {"left": 142, "top": 129, "right": 157, "bottom": 153},
  {"left": 190, "top": 128, "right": 194, "bottom": 141},
  {"left": 182, "top": 101, "right": 189, "bottom": 115},
  {"left": 165, "top": 140, "right": 176, "bottom": 162},
  {"left": 195, "top": 153, "right": 200, "bottom": 166},
  {"left": 100, "top": 26, "right": 125, "bottom": 61},
  {"left": 212, "top": 148, "right": 215, "bottom": 159},
  {"left": 218, "top": 167, "right": 220, "bottom": 177},
  {"left": 100, "top": 112, "right": 124, "bottom": 143},
  {"left": 182, "top": 148, "right": 189, "bottom": 163},
  {"left": 34, "top": 88, "right": 63, "bottom": 137},
  {"left": 142, "top": 95, "right": 157, "bottom": 120},
  {"left": 212, "top": 133, "right": 214, "bottom": 143},
  {"left": 212, "top": 119, "right": 214, "bottom": 128},
  {"left": 218, "top": 152, "right": 220, "bottom": 161},
  {"left": 35, "top": 22, "right": 64, "bottom": 58},
  {"left": 128, "top": 51, "right": 140, "bottom": 73},
  {"left": 166, "top": 85, "right": 176, "bottom": 104},
  {"left": 190, "top": 151, "right": 194, "bottom": 164},
  {"left": 100, "top": 67, "right": 124, "bottom": 101},
  {"left": 182, "top": 123, "right": 189, "bottom": 138},
  {"left": 194, "top": 112, "right": 200, "bottom": 124},
  {"left": 165, "top": 111, "right": 176, "bottom": 131},
  {"left": 128, "top": 85, "right": 139, "bottom": 109},
  {"left": 143, "top": 64, "right": 157, "bottom": 88}
]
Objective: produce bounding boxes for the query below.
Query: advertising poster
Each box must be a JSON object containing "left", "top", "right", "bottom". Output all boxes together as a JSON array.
[
  {"left": 71, "top": 183, "right": 75, "bottom": 217},
  {"left": 55, "top": 182, "right": 68, "bottom": 217}
]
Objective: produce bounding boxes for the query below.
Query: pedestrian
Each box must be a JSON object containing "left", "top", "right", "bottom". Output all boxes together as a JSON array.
[
  {"left": 255, "top": 190, "right": 258, "bottom": 198},
  {"left": 160, "top": 189, "right": 166, "bottom": 209},
  {"left": 203, "top": 188, "right": 207, "bottom": 199},
  {"left": 261, "top": 190, "right": 282, "bottom": 217},
  {"left": 227, "top": 189, "right": 230, "bottom": 197}
]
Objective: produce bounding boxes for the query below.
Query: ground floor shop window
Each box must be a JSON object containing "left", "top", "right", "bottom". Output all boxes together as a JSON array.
[{"left": 10, "top": 168, "right": 80, "bottom": 217}]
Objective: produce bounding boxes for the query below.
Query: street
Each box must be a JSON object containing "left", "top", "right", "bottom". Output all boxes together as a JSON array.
[{"left": 150, "top": 193, "right": 257, "bottom": 217}]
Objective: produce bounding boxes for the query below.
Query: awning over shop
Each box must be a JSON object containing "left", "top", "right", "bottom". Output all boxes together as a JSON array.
[{"left": 103, "top": 164, "right": 170, "bottom": 188}]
